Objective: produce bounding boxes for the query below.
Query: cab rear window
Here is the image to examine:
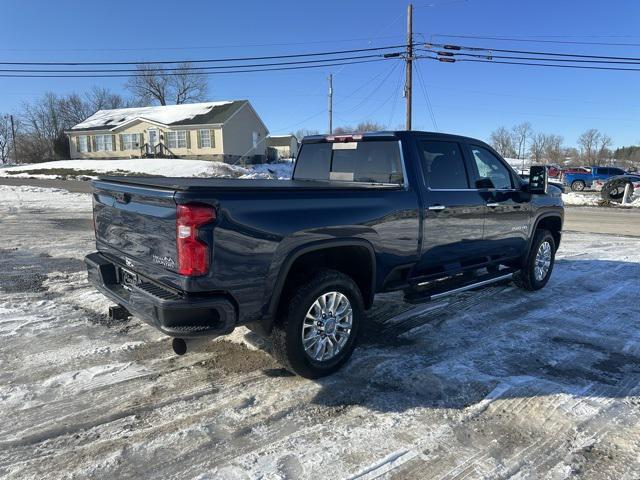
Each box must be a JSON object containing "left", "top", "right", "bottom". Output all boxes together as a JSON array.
[{"left": 294, "top": 141, "right": 404, "bottom": 185}]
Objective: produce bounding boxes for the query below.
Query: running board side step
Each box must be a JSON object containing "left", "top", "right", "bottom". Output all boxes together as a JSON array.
[{"left": 404, "top": 271, "right": 517, "bottom": 304}]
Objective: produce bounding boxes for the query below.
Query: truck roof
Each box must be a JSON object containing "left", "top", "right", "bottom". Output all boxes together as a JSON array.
[{"left": 300, "top": 130, "right": 493, "bottom": 147}]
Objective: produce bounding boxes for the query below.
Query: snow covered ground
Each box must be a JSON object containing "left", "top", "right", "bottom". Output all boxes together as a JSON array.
[
  {"left": 1, "top": 185, "right": 640, "bottom": 479},
  {"left": 563, "top": 191, "right": 640, "bottom": 208},
  {"left": 0, "top": 158, "right": 294, "bottom": 181}
]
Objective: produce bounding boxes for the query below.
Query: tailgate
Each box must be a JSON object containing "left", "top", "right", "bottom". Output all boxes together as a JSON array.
[{"left": 92, "top": 179, "right": 178, "bottom": 273}]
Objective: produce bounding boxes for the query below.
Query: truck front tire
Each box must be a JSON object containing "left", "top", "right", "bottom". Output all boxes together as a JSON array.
[
  {"left": 514, "top": 229, "right": 556, "bottom": 291},
  {"left": 270, "top": 269, "right": 363, "bottom": 378}
]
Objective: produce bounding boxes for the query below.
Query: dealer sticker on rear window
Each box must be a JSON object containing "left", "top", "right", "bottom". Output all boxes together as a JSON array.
[
  {"left": 330, "top": 172, "right": 355, "bottom": 181},
  {"left": 332, "top": 142, "right": 358, "bottom": 150}
]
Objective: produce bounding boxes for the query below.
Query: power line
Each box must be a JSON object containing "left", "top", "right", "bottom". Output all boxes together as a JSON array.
[
  {"left": 415, "top": 61, "right": 438, "bottom": 130},
  {"left": 387, "top": 63, "right": 405, "bottom": 128},
  {"left": 0, "top": 44, "right": 409, "bottom": 66},
  {"left": 425, "top": 42, "right": 640, "bottom": 62},
  {"left": 0, "top": 35, "right": 408, "bottom": 53},
  {"left": 0, "top": 53, "right": 395, "bottom": 74},
  {"left": 454, "top": 58, "right": 640, "bottom": 72},
  {"left": 417, "top": 49, "right": 640, "bottom": 65},
  {"left": 338, "top": 62, "right": 401, "bottom": 115},
  {"left": 0, "top": 58, "right": 394, "bottom": 78},
  {"left": 431, "top": 33, "right": 640, "bottom": 47}
]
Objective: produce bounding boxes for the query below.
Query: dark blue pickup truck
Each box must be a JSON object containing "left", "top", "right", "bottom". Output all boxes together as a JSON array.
[{"left": 86, "top": 131, "right": 563, "bottom": 378}]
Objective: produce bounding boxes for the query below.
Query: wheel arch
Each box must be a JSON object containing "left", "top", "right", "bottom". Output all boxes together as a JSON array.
[
  {"left": 529, "top": 213, "right": 563, "bottom": 254},
  {"left": 261, "top": 239, "right": 377, "bottom": 332}
]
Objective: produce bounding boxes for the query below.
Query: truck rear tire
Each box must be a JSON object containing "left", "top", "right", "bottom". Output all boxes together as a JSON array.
[
  {"left": 571, "top": 180, "right": 586, "bottom": 191},
  {"left": 270, "top": 269, "right": 363, "bottom": 378},
  {"left": 514, "top": 229, "right": 556, "bottom": 291}
]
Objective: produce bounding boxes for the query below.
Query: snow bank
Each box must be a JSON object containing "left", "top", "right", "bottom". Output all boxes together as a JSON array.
[
  {"left": 562, "top": 192, "right": 602, "bottom": 207},
  {"left": 0, "top": 185, "right": 92, "bottom": 211},
  {"left": 72, "top": 102, "right": 231, "bottom": 130},
  {"left": 0, "top": 158, "right": 247, "bottom": 178},
  {"left": 562, "top": 191, "right": 640, "bottom": 208},
  {"left": 0, "top": 158, "right": 294, "bottom": 180}
]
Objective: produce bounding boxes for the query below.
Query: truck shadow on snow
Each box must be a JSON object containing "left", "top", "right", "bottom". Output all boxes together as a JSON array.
[{"left": 305, "top": 258, "right": 640, "bottom": 412}]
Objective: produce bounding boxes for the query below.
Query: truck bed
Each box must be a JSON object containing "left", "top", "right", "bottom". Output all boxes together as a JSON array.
[{"left": 97, "top": 176, "right": 404, "bottom": 192}]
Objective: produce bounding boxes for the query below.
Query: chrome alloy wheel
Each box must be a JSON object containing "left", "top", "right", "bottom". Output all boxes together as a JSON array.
[
  {"left": 302, "top": 291, "right": 353, "bottom": 362},
  {"left": 534, "top": 241, "right": 552, "bottom": 281}
]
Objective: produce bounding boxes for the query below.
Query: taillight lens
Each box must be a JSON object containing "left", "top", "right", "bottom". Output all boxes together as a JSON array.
[{"left": 176, "top": 203, "right": 215, "bottom": 276}]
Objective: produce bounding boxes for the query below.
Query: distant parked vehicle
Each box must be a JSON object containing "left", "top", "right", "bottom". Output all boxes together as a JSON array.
[
  {"left": 563, "top": 166, "right": 628, "bottom": 192},
  {"left": 547, "top": 166, "right": 562, "bottom": 178},
  {"left": 596, "top": 175, "right": 640, "bottom": 202}
]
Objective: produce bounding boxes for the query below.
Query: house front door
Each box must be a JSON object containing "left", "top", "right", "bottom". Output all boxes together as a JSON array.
[{"left": 148, "top": 129, "right": 158, "bottom": 153}]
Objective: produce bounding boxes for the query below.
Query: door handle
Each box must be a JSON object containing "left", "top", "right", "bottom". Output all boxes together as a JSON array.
[
  {"left": 486, "top": 203, "right": 500, "bottom": 208},
  {"left": 428, "top": 205, "right": 446, "bottom": 211}
]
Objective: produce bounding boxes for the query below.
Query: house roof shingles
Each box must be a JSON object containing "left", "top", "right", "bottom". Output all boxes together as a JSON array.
[{"left": 70, "top": 100, "right": 247, "bottom": 132}]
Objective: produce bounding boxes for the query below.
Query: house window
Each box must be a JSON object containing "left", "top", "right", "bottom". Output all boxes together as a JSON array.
[
  {"left": 121, "top": 133, "right": 139, "bottom": 150},
  {"left": 78, "top": 136, "right": 88, "bottom": 152},
  {"left": 198, "top": 129, "right": 212, "bottom": 148},
  {"left": 167, "top": 131, "right": 188, "bottom": 149},
  {"left": 94, "top": 134, "right": 113, "bottom": 152}
]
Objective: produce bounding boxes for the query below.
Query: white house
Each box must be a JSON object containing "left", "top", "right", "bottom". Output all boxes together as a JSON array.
[{"left": 67, "top": 100, "right": 269, "bottom": 164}]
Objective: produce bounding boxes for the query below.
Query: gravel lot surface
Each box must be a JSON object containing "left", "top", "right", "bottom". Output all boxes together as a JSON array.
[{"left": 1, "top": 185, "right": 639, "bottom": 479}]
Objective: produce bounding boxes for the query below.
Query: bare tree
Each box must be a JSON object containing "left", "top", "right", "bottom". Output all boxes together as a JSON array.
[
  {"left": 355, "top": 121, "right": 385, "bottom": 132},
  {"left": 529, "top": 132, "right": 548, "bottom": 164},
  {"left": 58, "top": 93, "right": 91, "bottom": 127},
  {"left": 293, "top": 128, "right": 320, "bottom": 141},
  {"left": 86, "top": 86, "right": 131, "bottom": 111},
  {"left": 596, "top": 133, "right": 612, "bottom": 165},
  {"left": 333, "top": 120, "right": 385, "bottom": 134},
  {"left": 511, "top": 122, "right": 532, "bottom": 160},
  {"left": 577, "top": 128, "right": 601, "bottom": 165},
  {"left": 171, "top": 64, "right": 208, "bottom": 104},
  {"left": 543, "top": 134, "right": 564, "bottom": 164},
  {"left": 0, "top": 115, "right": 12, "bottom": 163},
  {"left": 126, "top": 63, "right": 208, "bottom": 106},
  {"left": 490, "top": 126, "right": 516, "bottom": 158}
]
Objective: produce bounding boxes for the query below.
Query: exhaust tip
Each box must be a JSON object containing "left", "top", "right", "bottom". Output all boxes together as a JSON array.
[{"left": 172, "top": 338, "right": 187, "bottom": 356}]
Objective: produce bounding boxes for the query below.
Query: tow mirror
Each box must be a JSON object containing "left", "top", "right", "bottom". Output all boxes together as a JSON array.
[
  {"left": 529, "top": 166, "right": 548, "bottom": 194},
  {"left": 475, "top": 177, "right": 495, "bottom": 189}
]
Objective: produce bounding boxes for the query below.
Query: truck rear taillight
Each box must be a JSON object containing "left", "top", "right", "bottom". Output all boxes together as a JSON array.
[{"left": 176, "top": 203, "right": 215, "bottom": 276}]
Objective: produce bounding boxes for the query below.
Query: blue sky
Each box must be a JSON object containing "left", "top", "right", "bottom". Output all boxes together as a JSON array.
[{"left": 1, "top": 0, "right": 639, "bottom": 148}]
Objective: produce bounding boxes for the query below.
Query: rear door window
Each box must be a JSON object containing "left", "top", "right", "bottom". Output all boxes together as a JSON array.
[
  {"left": 419, "top": 140, "right": 469, "bottom": 189},
  {"left": 294, "top": 141, "right": 404, "bottom": 184}
]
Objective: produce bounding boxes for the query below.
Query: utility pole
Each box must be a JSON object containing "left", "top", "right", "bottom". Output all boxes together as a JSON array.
[
  {"left": 405, "top": 3, "right": 413, "bottom": 131},
  {"left": 9, "top": 115, "right": 17, "bottom": 163},
  {"left": 328, "top": 73, "right": 333, "bottom": 134}
]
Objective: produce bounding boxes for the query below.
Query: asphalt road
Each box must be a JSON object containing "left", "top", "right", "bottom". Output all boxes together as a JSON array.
[
  {"left": 2, "top": 177, "right": 639, "bottom": 236},
  {"left": 564, "top": 206, "right": 640, "bottom": 237}
]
